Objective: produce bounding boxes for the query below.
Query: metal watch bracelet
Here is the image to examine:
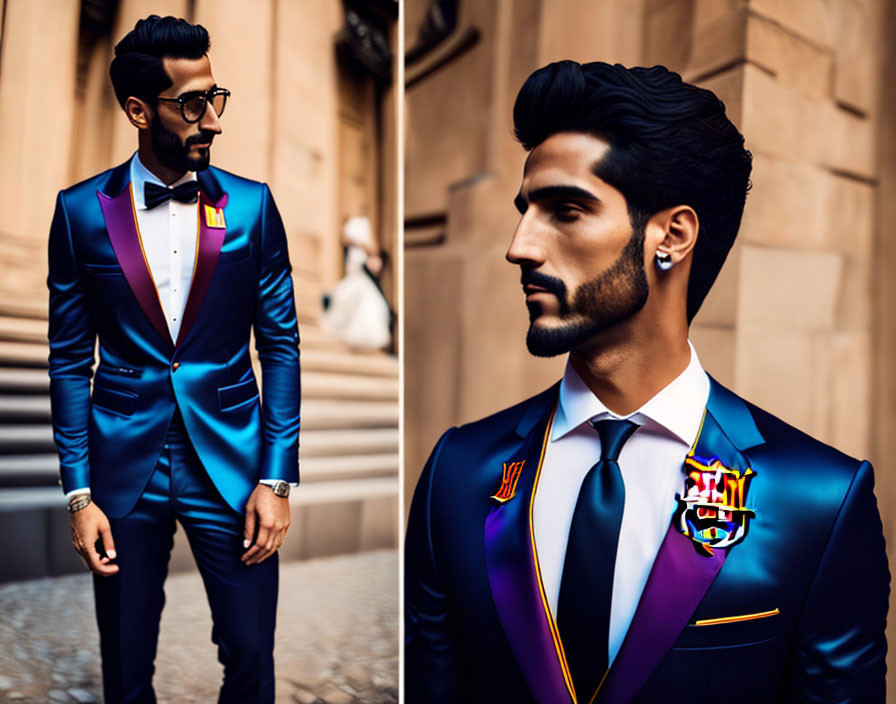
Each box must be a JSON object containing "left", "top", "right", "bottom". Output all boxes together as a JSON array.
[{"left": 67, "top": 495, "right": 92, "bottom": 514}]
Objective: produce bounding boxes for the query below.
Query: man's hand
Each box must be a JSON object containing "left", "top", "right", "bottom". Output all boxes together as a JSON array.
[
  {"left": 70, "top": 502, "right": 118, "bottom": 576},
  {"left": 242, "top": 484, "right": 291, "bottom": 565}
]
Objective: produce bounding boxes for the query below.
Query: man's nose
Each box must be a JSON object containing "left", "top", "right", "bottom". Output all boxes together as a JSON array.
[
  {"left": 506, "top": 212, "right": 545, "bottom": 267},
  {"left": 200, "top": 103, "right": 223, "bottom": 134}
]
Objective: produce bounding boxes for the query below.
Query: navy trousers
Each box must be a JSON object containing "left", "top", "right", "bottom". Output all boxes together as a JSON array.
[{"left": 93, "top": 412, "right": 278, "bottom": 703}]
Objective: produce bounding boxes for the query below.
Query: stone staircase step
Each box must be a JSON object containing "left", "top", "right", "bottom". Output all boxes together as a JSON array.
[
  {"left": 0, "top": 454, "right": 59, "bottom": 487},
  {"left": 0, "top": 425, "right": 53, "bottom": 453},
  {"left": 299, "top": 325, "right": 351, "bottom": 351},
  {"left": 0, "top": 341, "right": 47, "bottom": 367},
  {"left": 289, "top": 476, "right": 397, "bottom": 505},
  {"left": 301, "top": 399, "right": 397, "bottom": 429},
  {"left": 300, "top": 428, "right": 398, "bottom": 458},
  {"left": 301, "top": 453, "right": 397, "bottom": 482},
  {"left": 302, "top": 372, "right": 397, "bottom": 401},
  {"left": 0, "top": 316, "right": 47, "bottom": 343},
  {"left": 0, "top": 300, "right": 46, "bottom": 320},
  {"left": 300, "top": 348, "right": 397, "bottom": 377},
  {"left": 0, "top": 368, "right": 49, "bottom": 394},
  {"left": 0, "top": 395, "right": 51, "bottom": 421},
  {"left": 0, "top": 486, "right": 64, "bottom": 510}
]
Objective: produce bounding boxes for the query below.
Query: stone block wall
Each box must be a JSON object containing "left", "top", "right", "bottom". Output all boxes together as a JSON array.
[{"left": 670, "top": 1, "right": 880, "bottom": 465}]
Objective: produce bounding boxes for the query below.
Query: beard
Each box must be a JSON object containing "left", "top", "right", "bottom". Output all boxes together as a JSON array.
[
  {"left": 523, "top": 223, "right": 649, "bottom": 357},
  {"left": 150, "top": 117, "right": 215, "bottom": 174}
]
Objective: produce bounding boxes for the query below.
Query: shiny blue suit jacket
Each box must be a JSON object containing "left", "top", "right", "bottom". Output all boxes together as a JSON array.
[
  {"left": 405, "top": 378, "right": 889, "bottom": 703},
  {"left": 48, "top": 159, "right": 300, "bottom": 519}
]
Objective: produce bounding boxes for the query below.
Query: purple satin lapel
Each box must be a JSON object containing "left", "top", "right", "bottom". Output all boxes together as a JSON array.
[
  {"left": 97, "top": 186, "right": 172, "bottom": 346},
  {"left": 484, "top": 403, "right": 574, "bottom": 704},
  {"left": 599, "top": 526, "right": 726, "bottom": 704},
  {"left": 175, "top": 192, "right": 227, "bottom": 348}
]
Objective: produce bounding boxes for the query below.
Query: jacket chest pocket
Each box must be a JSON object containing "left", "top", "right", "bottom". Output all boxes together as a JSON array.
[
  {"left": 217, "top": 241, "right": 252, "bottom": 267},
  {"left": 673, "top": 608, "right": 780, "bottom": 650}
]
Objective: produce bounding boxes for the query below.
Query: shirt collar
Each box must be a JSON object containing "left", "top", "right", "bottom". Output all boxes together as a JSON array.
[
  {"left": 552, "top": 341, "right": 710, "bottom": 446},
  {"left": 129, "top": 152, "right": 197, "bottom": 210}
]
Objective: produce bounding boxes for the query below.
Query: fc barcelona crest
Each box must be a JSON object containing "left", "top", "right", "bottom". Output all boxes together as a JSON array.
[
  {"left": 674, "top": 455, "right": 756, "bottom": 556},
  {"left": 491, "top": 460, "right": 526, "bottom": 503}
]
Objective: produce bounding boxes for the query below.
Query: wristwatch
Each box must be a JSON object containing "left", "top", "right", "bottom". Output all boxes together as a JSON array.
[
  {"left": 268, "top": 481, "right": 290, "bottom": 498},
  {"left": 67, "top": 494, "right": 92, "bottom": 513}
]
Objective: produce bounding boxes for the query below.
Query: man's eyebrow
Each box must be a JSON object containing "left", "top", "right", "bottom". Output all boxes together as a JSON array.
[
  {"left": 515, "top": 185, "right": 600, "bottom": 213},
  {"left": 179, "top": 84, "right": 217, "bottom": 98}
]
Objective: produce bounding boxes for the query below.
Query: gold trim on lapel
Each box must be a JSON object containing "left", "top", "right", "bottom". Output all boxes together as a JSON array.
[
  {"left": 191, "top": 197, "right": 201, "bottom": 282},
  {"left": 128, "top": 184, "right": 168, "bottom": 326},
  {"left": 527, "top": 407, "right": 578, "bottom": 703}
]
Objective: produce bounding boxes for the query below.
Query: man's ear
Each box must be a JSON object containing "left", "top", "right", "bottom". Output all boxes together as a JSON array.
[
  {"left": 124, "top": 97, "right": 152, "bottom": 131},
  {"left": 651, "top": 205, "right": 699, "bottom": 266}
]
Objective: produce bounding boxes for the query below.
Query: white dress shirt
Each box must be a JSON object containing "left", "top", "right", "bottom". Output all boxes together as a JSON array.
[
  {"left": 532, "top": 342, "right": 710, "bottom": 665},
  {"left": 130, "top": 152, "right": 198, "bottom": 343}
]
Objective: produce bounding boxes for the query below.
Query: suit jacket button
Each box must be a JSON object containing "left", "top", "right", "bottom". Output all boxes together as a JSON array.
[{"left": 172, "top": 362, "right": 180, "bottom": 371}]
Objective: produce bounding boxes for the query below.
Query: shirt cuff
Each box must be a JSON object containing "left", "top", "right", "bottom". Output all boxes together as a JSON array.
[
  {"left": 259, "top": 479, "right": 298, "bottom": 487},
  {"left": 65, "top": 488, "right": 91, "bottom": 500}
]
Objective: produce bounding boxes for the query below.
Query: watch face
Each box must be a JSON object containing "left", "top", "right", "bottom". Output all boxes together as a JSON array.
[{"left": 272, "top": 481, "right": 290, "bottom": 498}]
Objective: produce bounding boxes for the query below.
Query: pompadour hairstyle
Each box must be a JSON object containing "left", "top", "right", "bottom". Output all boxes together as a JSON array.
[
  {"left": 109, "top": 15, "right": 210, "bottom": 109},
  {"left": 513, "top": 60, "right": 752, "bottom": 322}
]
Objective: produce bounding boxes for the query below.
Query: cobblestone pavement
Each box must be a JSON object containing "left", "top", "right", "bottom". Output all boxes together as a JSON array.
[{"left": 0, "top": 550, "right": 397, "bottom": 703}]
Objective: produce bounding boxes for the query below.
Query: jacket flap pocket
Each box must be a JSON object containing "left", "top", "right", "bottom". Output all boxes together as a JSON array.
[
  {"left": 92, "top": 384, "right": 138, "bottom": 416},
  {"left": 218, "top": 377, "right": 258, "bottom": 410}
]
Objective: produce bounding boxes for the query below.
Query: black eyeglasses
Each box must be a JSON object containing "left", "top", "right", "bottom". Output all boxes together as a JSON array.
[{"left": 155, "top": 87, "right": 230, "bottom": 123}]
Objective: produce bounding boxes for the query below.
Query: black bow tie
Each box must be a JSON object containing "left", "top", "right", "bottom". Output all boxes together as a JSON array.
[{"left": 144, "top": 180, "right": 200, "bottom": 209}]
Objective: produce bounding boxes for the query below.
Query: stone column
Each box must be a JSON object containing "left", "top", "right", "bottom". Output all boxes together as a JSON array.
[
  {"left": 195, "top": 0, "right": 274, "bottom": 182},
  {"left": 0, "top": 0, "right": 80, "bottom": 241},
  {"left": 668, "top": 1, "right": 878, "bottom": 466},
  {"left": 873, "top": 0, "right": 896, "bottom": 692}
]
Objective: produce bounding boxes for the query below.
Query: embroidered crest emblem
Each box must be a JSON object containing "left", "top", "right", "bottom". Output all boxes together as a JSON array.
[
  {"left": 491, "top": 460, "right": 526, "bottom": 503},
  {"left": 204, "top": 204, "right": 226, "bottom": 228},
  {"left": 674, "top": 455, "right": 756, "bottom": 556}
]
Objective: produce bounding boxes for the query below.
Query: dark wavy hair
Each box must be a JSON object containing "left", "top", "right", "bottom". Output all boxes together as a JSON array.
[
  {"left": 110, "top": 15, "right": 210, "bottom": 108},
  {"left": 513, "top": 60, "right": 752, "bottom": 322}
]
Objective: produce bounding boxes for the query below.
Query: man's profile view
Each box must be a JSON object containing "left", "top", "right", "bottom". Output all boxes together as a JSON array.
[
  {"left": 47, "top": 15, "right": 300, "bottom": 702},
  {"left": 405, "top": 60, "right": 888, "bottom": 703}
]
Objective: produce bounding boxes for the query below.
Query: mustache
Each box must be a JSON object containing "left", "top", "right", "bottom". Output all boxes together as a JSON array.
[
  {"left": 520, "top": 268, "right": 567, "bottom": 298},
  {"left": 185, "top": 130, "right": 216, "bottom": 147}
]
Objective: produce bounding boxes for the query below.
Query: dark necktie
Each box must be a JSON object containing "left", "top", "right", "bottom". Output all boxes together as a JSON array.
[
  {"left": 144, "top": 180, "right": 200, "bottom": 209},
  {"left": 557, "top": 418, "right": 639, "bottom": 703}
]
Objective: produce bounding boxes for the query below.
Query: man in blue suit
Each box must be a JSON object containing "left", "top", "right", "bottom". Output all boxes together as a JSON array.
[
  {"left": 47, "top": 15, "right": 299, "bottom": 703},
  {"left": 405, "top": 61, "right": 889, "bottom": 703}
]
